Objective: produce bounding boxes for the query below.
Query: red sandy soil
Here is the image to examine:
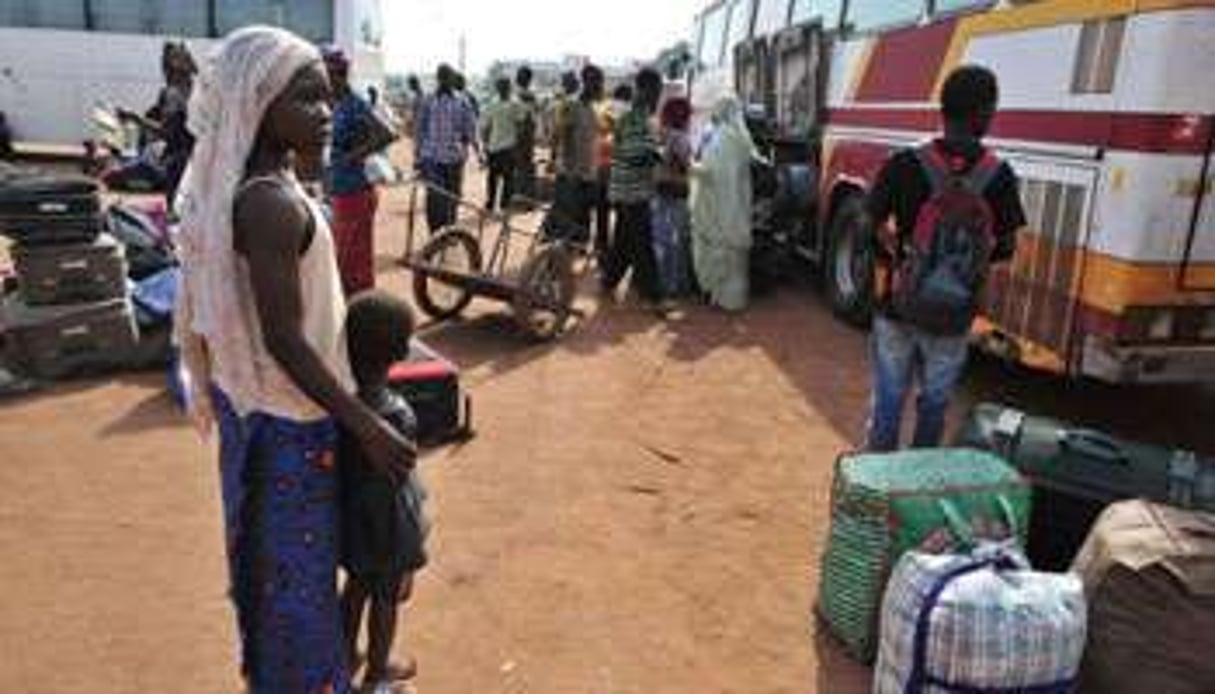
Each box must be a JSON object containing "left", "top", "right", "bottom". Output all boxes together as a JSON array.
[{"left": 2, "top": 161, "right": 1211, "bottom": 693}]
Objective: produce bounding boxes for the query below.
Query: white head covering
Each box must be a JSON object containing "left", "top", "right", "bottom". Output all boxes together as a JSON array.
[
  {"left": 173, "top": 26, "right": 321, "bottom": 433},
  {"left": 710, "top": 96, "right": 759, "bottom": 159}
]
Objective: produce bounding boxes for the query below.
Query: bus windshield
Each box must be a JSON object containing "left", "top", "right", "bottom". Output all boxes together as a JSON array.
[
  {"left": 698, "top": 3, "right": 730, "bottom": 68},
  {"left": 753, "top": 0, "right": 790, "bottom": 36},
  {"left": 790, "top": 0, "right": 844, "bottom": 29},
  {"left": 725, "top": 0, "right": 755, "bottom": 64},
  {"left": 843, "top": 0, "right": 923, "bottom": 33}
]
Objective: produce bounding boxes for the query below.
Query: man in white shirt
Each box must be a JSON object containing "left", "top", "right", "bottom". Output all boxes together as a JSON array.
[{"left": 480, "top": 77, "right": 525, "bottom": 211}]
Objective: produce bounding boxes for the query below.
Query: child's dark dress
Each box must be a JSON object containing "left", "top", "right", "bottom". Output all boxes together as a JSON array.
[{"left": 339, "top": 388, "right": 429, "bottom": 597}]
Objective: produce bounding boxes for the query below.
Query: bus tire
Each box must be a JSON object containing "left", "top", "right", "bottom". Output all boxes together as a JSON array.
[{"left": 825, "top": 193, "right": 875, "bottom": 328}]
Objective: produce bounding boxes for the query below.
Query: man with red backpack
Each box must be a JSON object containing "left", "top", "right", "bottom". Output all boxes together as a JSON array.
[{"left": 865, "top": 65, "right": 1027, "bottom": 451}]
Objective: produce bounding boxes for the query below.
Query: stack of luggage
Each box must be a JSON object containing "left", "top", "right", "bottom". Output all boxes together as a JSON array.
[
  {"left": 0, "top": 174, "right": 139, "bottom": 379},
  {"left": 955, "top": 402, "right": 1215, "bottom": 570},
  {"left": 816, "top": 405, "right": 1214, "bottom": 693},
  {"left": 816, "top": 448, "right": 1032, "bottom": 662}
]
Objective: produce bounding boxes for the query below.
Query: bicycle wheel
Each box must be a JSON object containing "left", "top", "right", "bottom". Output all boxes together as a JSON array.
[
  {"left": 412, "top": 228, "right": 483, "bottom": 320},
  {"left": 512, "top": 244, "right": 576, "bottom": 341}
]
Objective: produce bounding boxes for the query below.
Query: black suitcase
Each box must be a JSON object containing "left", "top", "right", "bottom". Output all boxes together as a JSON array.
[
  {"left": 13, "top": 233, "right": 128, "bottom": 305},
  {"left": 1, "top": 295, "right": 139, "bottom": 379},
  {"left": 0, "top": 174, "right": 103, "bottom": 245},
  {"left": 955, "top": 402, "right": 1215, "bottom": 571},
  {"left": 387, "top": 338, "right": 472, "bottom": 446}
]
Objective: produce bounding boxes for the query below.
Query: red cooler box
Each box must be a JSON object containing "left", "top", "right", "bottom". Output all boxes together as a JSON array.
[{"left": 387, "top": 338, "right": 472, "bottom": 446}]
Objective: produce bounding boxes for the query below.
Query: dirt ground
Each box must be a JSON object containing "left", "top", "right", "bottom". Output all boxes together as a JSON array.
[{"left": 2, "top": 163, "right": 1213, "bottom": 693}]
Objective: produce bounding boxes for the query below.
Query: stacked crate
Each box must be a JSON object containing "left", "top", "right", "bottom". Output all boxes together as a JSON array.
[{"left": 0, "top": 175, "right": 139, "bottom": 379}]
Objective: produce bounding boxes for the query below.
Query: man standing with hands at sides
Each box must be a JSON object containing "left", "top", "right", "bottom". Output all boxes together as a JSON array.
[
  {"left": 551, "top": 64, "right": 605, "bottom": 244},
  {"left": 403, "top": 75, "right": 424, "bottom": 138},
  {"left": 864, "top": 65, "right": 1025, "bottom": 451},
  {"left": 324, "top": 46, "right": 395, "bottom": 295},
  {"left": 415, "top": 64, "right": 481, "bottom": 232},
  {"left": 548, "top": 71, "right": 580, "bottom": 174},
  {"left": 601, "top": 68, "right": 664, "bottom": 309},
  {"left": 480, "top": 77, "right": 525, "bottom": 212},
  {"left": 514, "top": 65, "right": 539, "bottom": 202}
]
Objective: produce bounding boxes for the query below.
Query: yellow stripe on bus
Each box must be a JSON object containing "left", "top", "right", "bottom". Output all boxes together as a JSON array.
[
  {"left": 1079, "top": 253, "right": 1215, "bottom": 310},
  {"left": 846, "top": 38, "right": 878, "bottom": 103},
  {"left": 975, "top": 249, "right": 1215, "bottom": 374},
  {"left": 1006, "top": 228, "right": 1215, "bottom": 312}
]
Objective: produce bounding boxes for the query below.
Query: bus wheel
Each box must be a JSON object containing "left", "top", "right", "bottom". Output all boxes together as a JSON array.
[{"left": 825, "top": 194, "right": 875, "bottom": 327}]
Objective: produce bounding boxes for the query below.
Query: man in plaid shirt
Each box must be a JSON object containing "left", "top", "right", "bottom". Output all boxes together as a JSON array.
[{"left": 415, "top": 64, "right": 481, "bottom": 231}]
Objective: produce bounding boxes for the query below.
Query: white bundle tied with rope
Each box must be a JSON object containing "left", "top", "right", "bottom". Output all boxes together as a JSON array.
[{"left": 173, "top": 26, "right": 321, "bottom": 434}]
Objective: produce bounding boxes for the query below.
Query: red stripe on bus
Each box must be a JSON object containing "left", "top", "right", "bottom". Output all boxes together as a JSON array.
[
  {"left": 824, "top": 140, "right": 891, "bottom": 184},
  {"left": 855, "top": 20, "right": 957, "bottom": 104},
  {"left": 827, "top": 108, "right": 1213, "bottom": 155}
]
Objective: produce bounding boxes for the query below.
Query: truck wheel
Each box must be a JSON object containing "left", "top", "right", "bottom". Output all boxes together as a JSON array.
[{"left": 825, "top": 194, "right": 875, "bottom": 327}]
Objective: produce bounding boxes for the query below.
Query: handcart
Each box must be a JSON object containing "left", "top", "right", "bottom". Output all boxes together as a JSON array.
[{"left": 399, "top": 177, "right": 583, "bottom": 341}]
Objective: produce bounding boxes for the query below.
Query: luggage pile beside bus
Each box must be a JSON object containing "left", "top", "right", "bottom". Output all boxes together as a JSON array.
[{"left": 815, "top": 404, "right": 1215, "bottom": 694}]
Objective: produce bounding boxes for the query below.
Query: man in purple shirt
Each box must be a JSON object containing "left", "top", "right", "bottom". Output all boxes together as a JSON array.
[{"left": 415, "top": 64, "right": 481, "bottom": 231}]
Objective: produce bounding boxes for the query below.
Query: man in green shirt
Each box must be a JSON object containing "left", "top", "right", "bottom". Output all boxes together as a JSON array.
[
  {"left": 480, "top": 77, "right": 526, "bottom": 211},
  {"left": 602, "top": 68, "right": 663, "bottom": 305}
]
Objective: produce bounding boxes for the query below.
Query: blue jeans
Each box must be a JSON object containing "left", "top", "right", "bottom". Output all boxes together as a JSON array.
[
  {"left": 866, "top": 316, "right": 970, "bottom": 452},
  {"left": 651, "top": 196, "right": 691, "bottom": 299}
]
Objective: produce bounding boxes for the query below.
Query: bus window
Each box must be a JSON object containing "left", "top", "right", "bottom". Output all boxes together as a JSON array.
[
  {"left": 790, "top": 0, "right": 844, "bottom": 30},
  {"left": 725, "top": 0, "right": 756, "bottom": 61},
  {"left": 1072, "top": 17, "right": 1126, "bottom": 94},
  {"left": 932, "top": 0, "right": 992, "bottom": 16},
  {"left": 753, "top": 0, "right": 791, "bottom": 37},
  {"left": 215, "top": 0, "right": 334, "bottom": 44},
  {"left": 0, "top": 0, "right": 86, "bottom": 30},
  {"left": 91, "top": 0, "right": 209, "bottom": 37},
  {"left": 697, "top": 3, "right": 730, "bottom": 68},
  {"left": 843, "top": 0, "right": 924, "bottom": 33}
]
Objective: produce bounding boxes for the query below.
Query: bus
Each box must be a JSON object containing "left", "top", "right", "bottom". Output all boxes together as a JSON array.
[
  {"left": 0, "top": 0, "right": 386, "bottom": 147},
  {"left": 688, "top": 0, "right": 1215, "bottom": 384}
]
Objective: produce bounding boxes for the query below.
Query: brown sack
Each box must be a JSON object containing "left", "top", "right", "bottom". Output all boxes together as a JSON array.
[{"left": 1072, "top": 500, "right": 1215, "bottom": 694}]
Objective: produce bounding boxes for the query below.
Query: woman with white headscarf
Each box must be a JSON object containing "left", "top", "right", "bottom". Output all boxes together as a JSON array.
[
  {"left": 174, "top": 26, "right": 412, "bottom": 692},
  {"left": 690, "top": 96, "right": 761, "bottom": 312}
]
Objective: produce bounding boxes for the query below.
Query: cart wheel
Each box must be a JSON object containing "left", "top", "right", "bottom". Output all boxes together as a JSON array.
[
  {"left": 412, "top": 228, "right": 482, "bottom": 320},
  {"left": 513, "top": 245, "right": 576, "bottom": 341}
]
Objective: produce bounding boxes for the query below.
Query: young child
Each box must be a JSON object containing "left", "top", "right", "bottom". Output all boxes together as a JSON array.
[{"left": 339, "top": 290, "right": 429, "bottom": 691}]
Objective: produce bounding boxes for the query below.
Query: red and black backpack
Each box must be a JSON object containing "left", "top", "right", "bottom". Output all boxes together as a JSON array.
[{"left": 890, "top": 142, "right": 1001, "bottom": 334}]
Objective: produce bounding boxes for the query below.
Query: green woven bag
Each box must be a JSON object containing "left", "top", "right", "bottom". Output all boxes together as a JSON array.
[{"left": 816, "top": 448, "right": 1030, "bottom": 663}]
